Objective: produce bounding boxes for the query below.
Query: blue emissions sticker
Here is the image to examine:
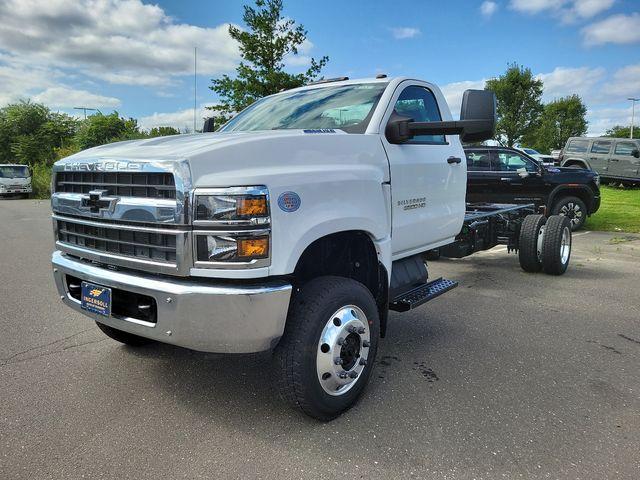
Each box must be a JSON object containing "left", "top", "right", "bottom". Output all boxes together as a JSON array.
[{"left": 278, "top": 191, "right": 301, "bottom": 212}]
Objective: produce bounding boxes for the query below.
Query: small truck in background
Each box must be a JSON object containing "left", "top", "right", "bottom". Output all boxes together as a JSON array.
[
  {"left": 0, "top": 164, "right": 32, "bottom": 198},
  {"left": 50, "top": 77, "right": 572, "bottom": 420}
]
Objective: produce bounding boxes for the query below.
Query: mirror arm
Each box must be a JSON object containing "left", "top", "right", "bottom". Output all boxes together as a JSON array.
[{"left": 408, "top": 119, "right": 492, "bottom": 136}]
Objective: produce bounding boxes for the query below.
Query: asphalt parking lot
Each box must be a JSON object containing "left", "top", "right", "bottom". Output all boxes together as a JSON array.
[{"left": 1, "top": 199, "right": 639, "bottom": 479}]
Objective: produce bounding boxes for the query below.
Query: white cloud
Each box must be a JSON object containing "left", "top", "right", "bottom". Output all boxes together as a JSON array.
[
  {"left": 582, "top": 13, "right": 640, "bottom": 46},
  {"left": 390, "top": 27, "right": 421, "bottom": 39},
  {"left": 441, "top": 62, "right": 640, "bottom": 134},
  {"left": 480, "top": 1, "right": 498, "bottom": 18},
  {"left": 138, "top": 103, "right": 217, "bottom": 132},
  {"left": 536, "top": 66, "right": 605, "bottom": 102},
  {"left": 509, "top": 0, "right": 615, "bottom": 23},
  {"left": 440, "top": 80, "right": 487, "bottom": 117},
  {"left": 32, "top": 86, "right": 121, "bottom": 109},
  {"left": 587, "top": 106, "right": 633, "bottom": 135},
  {"left": 0, "top": 0, "right": 240, "bottom": 87}
]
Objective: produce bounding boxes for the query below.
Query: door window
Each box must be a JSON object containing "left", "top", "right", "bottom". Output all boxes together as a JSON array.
[
  {"left": 591, "top": 141, "right": 612, "bottom": 154},
  {"left": 494, "top": 151, "right": 538, "bottom": 172},
  {"left": 566, "top": 139, "right": 589, "bottom": 153},
  {"left": 393, "top": 86, "right": 445, "bottom": 144},
  {"left": 465, "top": 150, "right": 491, "bottom": 171},
  {"left": 614, "top": 142, "right": 637, "bottom": 156}
]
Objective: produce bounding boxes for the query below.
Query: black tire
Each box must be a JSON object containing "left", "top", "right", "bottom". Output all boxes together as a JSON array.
[
  {"left": 95, "top": 321, "right": 154, "bottom": 346},
  {"left": 541, "top": 215, "right": 572, "bottom": 276},
  {"left": 273, "top": 276, "right": 380, "bottom": 421},
  {"left": 518, "top": 214, "right": 546, "bottom": 273},
  {"left": 551, "top": 195, "right": 587, "bottom": 231}
]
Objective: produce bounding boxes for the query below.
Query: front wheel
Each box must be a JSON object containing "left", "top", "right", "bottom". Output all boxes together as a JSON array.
[
  {"left": 552, "top": 196, "right": 587, "bottom": 231},
  {"left": 273, "top": 276, "right": 380, "bottom": 421}
]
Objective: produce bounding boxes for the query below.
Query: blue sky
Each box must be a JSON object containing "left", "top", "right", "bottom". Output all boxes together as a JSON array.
[{"left": 1, "top": 0, "right": 639, "bottom": 135}]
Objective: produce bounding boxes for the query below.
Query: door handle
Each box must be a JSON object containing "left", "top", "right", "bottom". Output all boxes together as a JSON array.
[
  {"left": 447, "top": 156, "right": 462, "bottom": 164},
  {"left": 610, "top": 158, "right": 619, "bottom": 162},
  {"left": 500, "top": 177, "right": 512, "bottom": 182}
]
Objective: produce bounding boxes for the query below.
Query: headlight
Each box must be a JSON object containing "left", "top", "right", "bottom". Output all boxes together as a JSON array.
[
  {"left": 193, "top": 186, "right": 271, "bottom": 268},
  {"left": 195, "top": 187, "right": 269, "bottom": 225}
]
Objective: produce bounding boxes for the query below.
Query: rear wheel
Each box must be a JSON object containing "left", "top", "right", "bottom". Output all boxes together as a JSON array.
[
  {"left": 518, "top": 214, "right": 546, "bottom": 273},
  {"left": 273, "top": 276, "right": 379, "bottom": 421},
  {"left": 552, "top": 196, "right": 586, "bottom": 231},
  {"left": 95, "top": 322, "right": 154, "bottom": 346},
  {"left": 541, "top": 215, "right": 572, "bottom": 275}
]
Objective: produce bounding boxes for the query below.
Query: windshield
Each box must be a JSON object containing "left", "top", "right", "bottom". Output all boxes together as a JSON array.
[
  {"left": 221, "top": 83, "right": 388, "bottom": 134},
  {"left": 0, "top": 166, "right": 29, "bottom": 178}
]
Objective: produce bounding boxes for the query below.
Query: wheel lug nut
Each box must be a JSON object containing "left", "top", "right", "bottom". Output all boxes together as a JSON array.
[
  {"left": 359, "top": 358, "right": 367, "bottom": 366},
  {"left": 357, "top": 327, "right": 365, "bottom": 334},
  {"left": 362, "top": 340, "right": 370, "bottom": 348},
  {"left": 337, "top": 338, "right": 345, "bottom": 345},
  {"left": 348, "top": 326, "right": 357, "bottom": 334},
  {"left": 348, "top": 371, "right": 358, "bottom": 379},
  {"left": 334, "top": 358, "right": 343, "bottom": 365},
  {"left": 338, "top": 372, "right": 348, "bottom": 379}
]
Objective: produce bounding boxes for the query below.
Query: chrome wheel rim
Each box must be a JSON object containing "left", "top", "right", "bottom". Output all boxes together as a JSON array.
[
  {"left": 559, "top": 202, "right": 583, "bottom": 228},
  {"left": 560, "top": 226, "right": 571, "bottom": 264},
  {"left": 536, "top": 224, "right": 545, "bottom": 262},
  {"left": 316, "top": 305, "right": 370, "bottom": 396}
]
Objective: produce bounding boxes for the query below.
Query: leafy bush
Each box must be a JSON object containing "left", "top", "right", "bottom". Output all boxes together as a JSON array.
[{"left": 31, "top": 163, "right": 53, "bottom": 199}]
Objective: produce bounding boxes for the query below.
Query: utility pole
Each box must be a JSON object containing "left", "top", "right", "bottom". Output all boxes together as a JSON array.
[
  {"left": 629, "top": 97, "right": 639, "bottom": 139},
  {"left": 194, "top": 47, "right": 197, "bottom": 133},
  {"left": 74, "top": 107, "right": 97, "bottom": 119}
]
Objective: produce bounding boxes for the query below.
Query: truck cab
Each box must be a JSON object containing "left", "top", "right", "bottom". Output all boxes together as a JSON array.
[
  {"left": 0, "top": 164, "right": 32, "bottom": 198},
  {"left": 50, "top": 77, "right": 507, "bottom": 420}
]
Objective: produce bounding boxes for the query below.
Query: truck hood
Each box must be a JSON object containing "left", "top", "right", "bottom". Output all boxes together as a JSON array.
[
  {"left": 58, "top": 130, "right": 341, "bottom": 161},
  {"left": 54, "top": 129, "right": 390, "bottom": 188}
]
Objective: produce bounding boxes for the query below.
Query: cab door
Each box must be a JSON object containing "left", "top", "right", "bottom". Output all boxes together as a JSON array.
[
  {"left": 381, "top": 82, "right": 466, "bottom": 257},
  {"left": 588, "top": 140, "right": 613, "bottom": 173},
  {"left": 609, "top": 141, "right": 640, "bottom": 178},
  {"left": 491, "top": 149, "right": 546, "bottom": 206}
]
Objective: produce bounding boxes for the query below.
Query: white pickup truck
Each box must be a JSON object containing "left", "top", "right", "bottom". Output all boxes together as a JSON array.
[{"left": 51, "top": 77, "right": 572, "bottom": 420}]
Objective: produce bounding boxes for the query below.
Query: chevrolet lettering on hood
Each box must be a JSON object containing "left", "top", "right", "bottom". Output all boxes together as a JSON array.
[{"left": 64, "top": 161, "right": 143, "bottom": 172}]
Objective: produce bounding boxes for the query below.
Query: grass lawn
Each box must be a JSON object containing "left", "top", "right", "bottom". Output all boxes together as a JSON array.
[{"left": 585, "top": 186, "right": 640, "bottom": 233}]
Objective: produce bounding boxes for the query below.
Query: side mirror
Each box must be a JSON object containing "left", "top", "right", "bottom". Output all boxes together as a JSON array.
[
  {"left": 459, "top": 90, "right": 496, "bottom": 143},
  {"left": 385, "top": 89, "right": 496, "bottom": 144},
  {"left": 633, "top": 148, "right": 640, "bottom": 158},
  {"left": 202, "top": 117, "right": 215, "bottom": 133}
]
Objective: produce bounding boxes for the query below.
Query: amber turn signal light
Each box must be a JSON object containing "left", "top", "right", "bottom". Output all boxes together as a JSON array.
[{"left": 237, "top": 236, "right": 269, "bottom": 259}]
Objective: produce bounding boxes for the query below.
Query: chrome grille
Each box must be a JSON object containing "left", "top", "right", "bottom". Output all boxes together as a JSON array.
[
  {"left": 55, "top": 172, "right": 176, "bottom": 199},
  {"left": 56, "top": 218, "right": 177, "bottom": 264}
]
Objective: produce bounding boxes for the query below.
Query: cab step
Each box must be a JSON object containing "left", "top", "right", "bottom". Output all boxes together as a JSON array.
[{"left": 389, "top": 277, "right": 458, "bottom": 312}]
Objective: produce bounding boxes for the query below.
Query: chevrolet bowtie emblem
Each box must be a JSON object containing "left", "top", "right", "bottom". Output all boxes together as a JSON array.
[{"left": 81, "top": 189, "right": 117, "bottom": 214}]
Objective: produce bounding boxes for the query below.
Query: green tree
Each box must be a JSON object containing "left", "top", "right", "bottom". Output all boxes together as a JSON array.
[
  {"left": 0, "top": 100, "right": 78, "bottom": 166},
  {"left": 150, "top": 126, "right": 180, "bottom": 137},
  {"left": 485, "top": 64, "right": 544, "bottom": 147},
  {"left": 208, "top": 0, "right": 328, "bottom": 126},
  {"left": 74, "top": 112, "right": 144, "bottom": 149},
  {"left": 604, "top": 125, "right": 632, "bottom": 138},
  {"left": 524, "top": 95, "right": 588, "bottom": 153}
]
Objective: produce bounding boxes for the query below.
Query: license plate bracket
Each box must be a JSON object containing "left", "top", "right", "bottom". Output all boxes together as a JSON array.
[{"left": 81, "top": 281, "right": 112, "bottom": 317}]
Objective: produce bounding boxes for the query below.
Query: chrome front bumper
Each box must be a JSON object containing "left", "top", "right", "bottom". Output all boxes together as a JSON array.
[{"left": 52, "top": 251, "right": 292, "bottom": 353}]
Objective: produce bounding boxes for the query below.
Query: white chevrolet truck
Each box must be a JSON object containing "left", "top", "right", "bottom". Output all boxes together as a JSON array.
[{"left": 51, "top": 77, "right": 572, "bottom": 420}]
